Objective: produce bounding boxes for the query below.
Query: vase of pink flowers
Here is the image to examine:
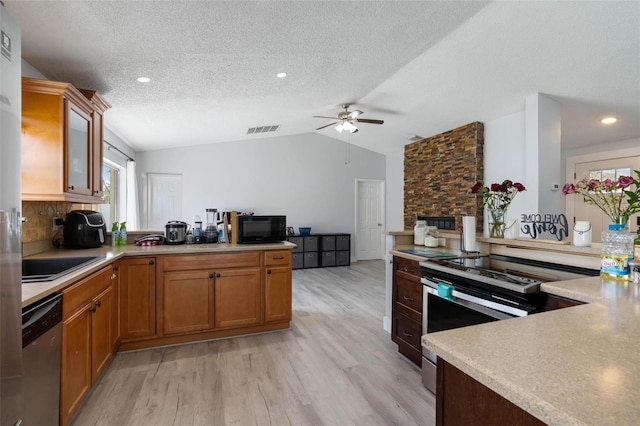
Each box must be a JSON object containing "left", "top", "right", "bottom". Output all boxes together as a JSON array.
[
  {"left": 562, "top": 171, "right": 640, "bottom": 230},
  {"left": 472, "top": 180, "right": 526, "bottom": 238}
]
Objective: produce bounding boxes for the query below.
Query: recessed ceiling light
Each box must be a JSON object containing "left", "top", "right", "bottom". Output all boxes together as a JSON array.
[
  {"left": 276, "top": 72, "right": 287, "bottom": 78},
  {"left": 137, "top": 77, "right": 151, "bottom": 83},
  {"left": 601, "top": 117, "right": 617, "bottom": 124}
]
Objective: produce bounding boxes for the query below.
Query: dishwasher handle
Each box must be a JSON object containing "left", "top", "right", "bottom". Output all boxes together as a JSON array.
[{"left": 22, "top": 293, "right": 63, "bottom": 348}]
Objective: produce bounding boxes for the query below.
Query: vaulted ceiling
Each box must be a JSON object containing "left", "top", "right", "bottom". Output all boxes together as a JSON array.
[{"left": 5, "top": 1, "right": 639, "bottom": 155}]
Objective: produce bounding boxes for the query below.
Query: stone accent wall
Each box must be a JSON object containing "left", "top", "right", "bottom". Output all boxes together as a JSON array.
[{"left": 404, "top": 122, "right": 484, "bottom": 231}]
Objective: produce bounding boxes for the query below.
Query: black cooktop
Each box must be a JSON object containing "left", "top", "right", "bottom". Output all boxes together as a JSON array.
[{"left": 420, "top": 254, "right": 598, "bottom": 295}]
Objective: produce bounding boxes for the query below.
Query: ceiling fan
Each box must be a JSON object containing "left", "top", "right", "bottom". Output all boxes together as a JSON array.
[{"left": 314, "top": 104, "right": 384, "bottom": 133}]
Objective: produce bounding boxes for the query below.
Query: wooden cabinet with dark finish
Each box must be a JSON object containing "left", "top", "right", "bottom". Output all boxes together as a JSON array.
[
  {"left": 541, "top": 293, "right": 584, "bottom": 311},
  {"left": 436, "top": 358, "right": 545, "bottom": 426},
  {"left": 120, "top": 256, "right": 157, "bottom": 340},
  {"left": 391, "top": 256, "right": 423, "bottom": 367}
]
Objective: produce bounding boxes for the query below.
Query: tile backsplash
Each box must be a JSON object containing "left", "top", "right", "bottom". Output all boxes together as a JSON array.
[{"left": 22, "top": 201, "right": 98, "bottom": 256}]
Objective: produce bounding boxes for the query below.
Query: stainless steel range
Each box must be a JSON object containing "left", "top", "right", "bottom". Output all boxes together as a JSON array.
[{"left": 419, "top": 254, "right": 598, "bottom": 394}]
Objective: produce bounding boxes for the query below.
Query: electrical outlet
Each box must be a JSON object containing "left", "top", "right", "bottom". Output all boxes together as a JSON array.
[{"left": 52, "top": 217, "right": 64, "bottom": 232}]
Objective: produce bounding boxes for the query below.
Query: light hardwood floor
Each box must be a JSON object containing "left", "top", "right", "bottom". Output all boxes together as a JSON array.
[{"left": 72, "top": 260, "right": 436, "bottom": 426}]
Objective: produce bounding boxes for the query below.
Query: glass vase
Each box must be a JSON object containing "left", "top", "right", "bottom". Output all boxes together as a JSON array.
[
  {"left": 611, "top": 214, "right": 630, "bottom": 231},
  {"left": 489, "top": 208, "right": 506, "bottom": 238}
]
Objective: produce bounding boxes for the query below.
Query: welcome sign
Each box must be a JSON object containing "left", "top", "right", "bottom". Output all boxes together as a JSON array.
[{"left": 519, "top": 213, "right": 569, "bottom": 241}]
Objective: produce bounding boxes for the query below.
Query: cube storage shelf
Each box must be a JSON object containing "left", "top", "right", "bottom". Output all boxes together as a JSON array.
[{"left": 287, "top": 234, "right": 350, "bottom": 269}]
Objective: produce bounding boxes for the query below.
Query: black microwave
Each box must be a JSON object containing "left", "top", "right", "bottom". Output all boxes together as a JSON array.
[{"left": 237, "top": 215, "right": 286, "bottom": 244}]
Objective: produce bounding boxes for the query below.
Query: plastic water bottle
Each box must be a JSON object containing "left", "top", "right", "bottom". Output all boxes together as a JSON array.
[{"left": 600, "top": 224, "right": 634, "bottom": 281}]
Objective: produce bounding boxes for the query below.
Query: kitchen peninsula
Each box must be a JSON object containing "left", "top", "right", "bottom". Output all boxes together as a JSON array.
[
  {"left": 22, "top": 241, "right": 295, "bottom": 425},
  {"left": 389, "top": 231, "right": 638, "bottom": 425}
]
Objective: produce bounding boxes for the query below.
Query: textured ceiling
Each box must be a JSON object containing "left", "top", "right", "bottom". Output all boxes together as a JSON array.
[{"left": 4, "top": 1, "right": 640, "bottom": 155}]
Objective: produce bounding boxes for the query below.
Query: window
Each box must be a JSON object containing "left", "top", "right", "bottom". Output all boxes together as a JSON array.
[
  {"left": 586, "top": 168, "right": 632, "bottom": 190},
  {"left": 100, "top": 160, "right": 124, "bottom": 226}
]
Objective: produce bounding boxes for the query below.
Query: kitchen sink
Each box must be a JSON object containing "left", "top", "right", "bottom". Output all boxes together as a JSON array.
[{"left": 22, "top": 256, "right": 104, "bottom": 283}]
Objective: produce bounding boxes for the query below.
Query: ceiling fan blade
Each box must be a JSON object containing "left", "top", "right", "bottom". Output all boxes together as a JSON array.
[
  {"left": 354, "top": 118, "right": 384, "bottom": 125},
  {"left": 316, "top": 122, "right": 337, "bottom": 130},
  {"left": 313, "top": 115, "right": 339, "bottom": 120}
]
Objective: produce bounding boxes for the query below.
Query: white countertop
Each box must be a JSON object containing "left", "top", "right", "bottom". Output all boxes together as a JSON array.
[
  {"left": 22, "top": 242, "right": 295, "bottom": 307},
  {"left": 422, "top": 276, "right": 640, "bottom": 425}
]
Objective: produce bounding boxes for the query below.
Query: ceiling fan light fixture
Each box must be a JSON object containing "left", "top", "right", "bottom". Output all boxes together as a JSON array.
[
  {"left": 343, "top": 121, "right": 358, "bottom": 133},
  {"left": 335, "top": 122, "right": 344, "bottom": 133},
  {"left": 350, "top": 110, "right": 363, "bottom": 118}
]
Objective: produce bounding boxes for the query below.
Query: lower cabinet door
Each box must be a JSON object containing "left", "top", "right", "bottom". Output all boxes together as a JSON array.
[
  {"left": 91, "top": 285, "right": 113, "bottom": 384},
  {"left": 61, "top": 305, "right": 92, "bottom": 426},
  {"left": 214, "top": 268, "right": 261, "bottom": 328},
  {"left": 163, "top": 270, "right": 214, "bottom": 334},
  {"left": 264, "top": 266, "right": 292, "bottom": 322},
  {"left": 120, "top": 257, "right": 157, "bottom": 339}
]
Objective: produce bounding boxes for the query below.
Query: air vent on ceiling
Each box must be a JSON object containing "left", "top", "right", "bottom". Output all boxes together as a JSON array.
[
  {"left": 408, "top": 135, "right": 424, "bottom": 142},
  {"left": 247, "top": 125, "right": 279, "bottom": 135}
]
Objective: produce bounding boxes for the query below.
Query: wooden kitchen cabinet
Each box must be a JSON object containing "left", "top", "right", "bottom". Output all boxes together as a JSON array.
[
  {"left": 264, "top": 250, "right": 292, "bottom": 323},
  {"left": 60, "top": 265, "right": 114, "bottom": 426},
  {"left": 79, "top": 88, "right": 111, "bottom": 198},
  {"left": 163, "top": 270, "right": 214, "bottom": 335},
  {"left": 21, "top": 77, "right": 110, "bottom": 203},
  {"left": 110, "top": 262, "right": 121, "bottom": 350},
  {"left": 391, "top": 256, "right": 423, "bottom": 366},
  {"left": 437, "top": 358, "right": 545, "bottom": 426},
  {"left": 214, "top": 268, "right": 262, "bottom": 328},
  {"left": 120, "top": 256, "right": 157, "bottom": 340}
]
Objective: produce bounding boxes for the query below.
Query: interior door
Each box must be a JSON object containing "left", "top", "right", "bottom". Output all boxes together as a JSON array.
[
  {"left": 572, "top": 156, "right": 640, "bottom": 242},
  {"left": 146, "top": 173, "right": 182, "bottom": 230},
  {"left": 356, "top": 180, "right": 385, "bottom": 260}
]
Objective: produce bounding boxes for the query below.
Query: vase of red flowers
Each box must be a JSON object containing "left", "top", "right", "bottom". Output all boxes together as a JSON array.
[{"left": 472, "top": 180, "right": 526, "bottom": 238}]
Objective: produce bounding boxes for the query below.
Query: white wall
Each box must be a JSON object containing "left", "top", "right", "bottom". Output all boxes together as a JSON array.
[
  {"left": 136, "top": 132, "right": 386, "bottom": 242},
  {"left": 484, "top": 112, "right": 527, "bottom": 234},
  {"left": 385, "top": 149, "right": 405, "bottom": 231}
]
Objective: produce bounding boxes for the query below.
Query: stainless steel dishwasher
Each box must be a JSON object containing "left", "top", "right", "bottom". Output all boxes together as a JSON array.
[{"left": 22, "top": 292, "right": 63, "bottom": 426}]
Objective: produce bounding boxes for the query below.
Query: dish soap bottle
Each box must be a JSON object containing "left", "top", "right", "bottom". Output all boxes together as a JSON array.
[
  {"left": 119, "top": 221, "right": 127, "bottom": 246},
  {"left": 112, "top": 222, "right": 120, "bottom": 246}
]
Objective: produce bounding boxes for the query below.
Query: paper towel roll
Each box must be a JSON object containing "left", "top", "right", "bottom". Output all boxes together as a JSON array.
[{"left": 462, "top": 216, "right": 476, "bottom": 252}]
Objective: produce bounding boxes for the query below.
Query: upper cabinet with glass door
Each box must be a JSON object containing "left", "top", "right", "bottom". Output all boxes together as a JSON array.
[{"left": 21, "top": 77, "right": 111, "bottom": 203}]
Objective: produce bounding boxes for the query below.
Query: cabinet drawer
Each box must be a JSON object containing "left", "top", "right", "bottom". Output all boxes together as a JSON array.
[
  {"left": 162, "top": 252, "right": 260, "bottom": 271},
  {"left": 336, "top": 251, "right": 350, "bottom": 266},
  {"left": 265, "top": 250, "right": 291, "bottom": 266},
  {"left": 288, "top": 237, "right": 304, "bottom": 253},
  {"left": 392, "top": 310, "right": 422, "bottom": 351},
  {"left": 303, "top": 252, "right": 318, "bottom": 268},
  {"left": 63, "top": 265, "right": 112, "bottom": 318},
  {"left": 320, "top": 236, "right": 335, "bottom": 251},
  {"left": 320, "top": 251, "right": 336, "bottom": 267},
  {"left": 303, "top": 236, "right": 318, "bottom": 252},
  {"left": 292, "top": 253, "right": 304, "bottom": 269},
  {"left": 394, "top": 257, "right": 421, "bottom": 281},
  {"left": 336, "top": 235, "right": 350, "bottom": 251},
  {"left": 393, "top": 276, "right": 423, "bottom": 319}
]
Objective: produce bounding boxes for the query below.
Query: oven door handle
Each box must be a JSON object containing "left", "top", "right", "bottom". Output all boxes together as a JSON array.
[{"left": 422, "top": 279, "right": 528, "bottom": 318}]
